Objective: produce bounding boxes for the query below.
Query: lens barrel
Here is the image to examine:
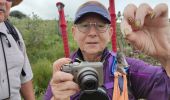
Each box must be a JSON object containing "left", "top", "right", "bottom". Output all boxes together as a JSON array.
[{"left": 78, "top": 70, "right": 98, "bottom": 91}]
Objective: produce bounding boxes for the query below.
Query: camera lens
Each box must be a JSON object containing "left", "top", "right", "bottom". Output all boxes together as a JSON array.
[
  {"left": 78, "top": 70, "right": 98, "bottom": 90},
  {"left": 79, "top": 87, "right": 109, "bottom": 100},
  {"left": 82, "top": 75, "right": 97, "bottom": 90}
]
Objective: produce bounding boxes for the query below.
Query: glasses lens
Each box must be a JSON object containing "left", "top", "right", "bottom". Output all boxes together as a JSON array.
[
  {"left": 76, "top": 23, "right": 110, "bottom": 33},
  {"left": 77, "top": 23, "right": 90, "bottom": 33},
  {"left": 96, "top": 23, "right": 109, "bottom": 33}
]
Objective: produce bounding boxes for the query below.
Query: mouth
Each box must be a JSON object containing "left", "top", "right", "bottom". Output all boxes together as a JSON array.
[
  {"left": 0, "top": 8, "right": 5, "bottom": 13},
  {"left": 86, "top": 42, "right": 98, "bottom": 44}
]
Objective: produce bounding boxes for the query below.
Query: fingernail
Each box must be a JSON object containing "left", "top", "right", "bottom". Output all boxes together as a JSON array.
[
  {"left": 128, "top": 17, "right": 135, "bottom": 25},
  {"left": 149, "top": 11, "right": 156, "bottom": 19},
  {"left": 148, "top": 11, "right": 156, "bottom": 19},
  {"left": 135, "top": 20, "right": 141, "bottom": 28},
  {"left": 128, "top": 17, "right": 141, "bottom": 31},
  {"left": 150, "top": 12, "right": 156, "bottom": 19}
]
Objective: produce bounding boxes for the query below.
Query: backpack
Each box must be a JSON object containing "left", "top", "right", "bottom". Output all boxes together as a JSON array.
[{"left": 4, "top": 19, "right": 26, "bottom": 76}]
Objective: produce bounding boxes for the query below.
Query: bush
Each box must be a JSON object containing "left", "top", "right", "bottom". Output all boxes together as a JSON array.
[
  {"left": 32, "top": 58, "right": 52, "bottom": 97},
  {"left": 10, "top": 10, "right": 28, "bottom": 19},
  {"left": 10, "top": 16, "right": 79, "bottom": 98}
]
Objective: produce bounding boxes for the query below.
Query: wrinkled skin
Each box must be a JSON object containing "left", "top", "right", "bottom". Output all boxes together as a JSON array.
[
  {"left": 121, "top": 3, "right": 170, "bottom": 76},
  {"left": 50, "top": 58, "right": 79, "bottom": 100},
  {"left": 0, "top": 0, "right": 11, "bottom": 22}
]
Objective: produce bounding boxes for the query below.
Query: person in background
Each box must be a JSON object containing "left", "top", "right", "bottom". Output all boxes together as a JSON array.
[
  {"left": 0, "top": 0, "right": 35, "bottom": 99},
  {"left": 44, "top": 1, "right": 170, "bottom": 100}
]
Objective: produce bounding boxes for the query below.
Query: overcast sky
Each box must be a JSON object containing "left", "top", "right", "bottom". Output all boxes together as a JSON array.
[{"left": 11, "top": 0, "right": 169, "bottom": 20}]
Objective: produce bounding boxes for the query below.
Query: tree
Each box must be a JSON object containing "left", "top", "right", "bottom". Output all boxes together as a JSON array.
[{"left": 10, "top": 10, "right": 28, "bottom": 19}]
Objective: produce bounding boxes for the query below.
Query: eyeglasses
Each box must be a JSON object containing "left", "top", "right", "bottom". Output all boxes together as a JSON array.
[
  {"left": 75, "top": 22, "right": 110, "bottom": 33},
  {"left": 6, "top": 0, "right": 12, "bottom": 2}
]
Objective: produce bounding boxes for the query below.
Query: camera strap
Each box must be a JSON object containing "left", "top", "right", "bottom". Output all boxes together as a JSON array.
[{"left": 112, "top": 72, "right": 128, "bottom": 100}]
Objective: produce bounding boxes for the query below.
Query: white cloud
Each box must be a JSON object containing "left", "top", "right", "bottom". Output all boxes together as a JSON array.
[{"left": 11, "top": 0, "right": 169, "bottom": 20}]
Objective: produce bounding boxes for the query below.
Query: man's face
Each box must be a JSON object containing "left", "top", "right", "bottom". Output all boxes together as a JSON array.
[
  {"left": 72, "top": 13, "right": 113, "bottom": 55},
  {"left": 0, "top": 0, "right": 12, "bottom": 22}
]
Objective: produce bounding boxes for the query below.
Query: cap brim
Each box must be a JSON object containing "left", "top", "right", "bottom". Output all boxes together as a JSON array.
[
  {"left": 74, "top": 12, "right": 111, "bottom": 24},
  {"left": 74, "top": 4, "right": 111, "bottom": 24},
  {"left": 12, "top": 0, "right": 23, "bottom": 7}
]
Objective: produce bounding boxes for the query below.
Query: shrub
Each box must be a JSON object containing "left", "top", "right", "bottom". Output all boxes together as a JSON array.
[
  {"left": 32, "top": 58, "right": 52, "bottom": 97},
  {"left": 10, "top": 10, "right": 28, "bottom": 19}
]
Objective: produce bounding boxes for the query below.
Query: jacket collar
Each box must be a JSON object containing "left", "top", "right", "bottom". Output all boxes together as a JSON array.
[{"left": 74, "top": 48, "right": 111, "bottom": 62}]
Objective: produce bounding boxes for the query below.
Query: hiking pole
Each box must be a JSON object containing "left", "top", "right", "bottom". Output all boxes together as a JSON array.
[
  {"left": 109, "top": 0, "right": 117, "bottom": 52},
  {"left": 56, "top": 2, "right": 70, "bottom": 57}
]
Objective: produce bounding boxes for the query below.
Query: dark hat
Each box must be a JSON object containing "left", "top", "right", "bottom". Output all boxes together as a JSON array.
[
  {"left": 12, "top": 0, "right": 23, "bottom": 7},
  {"left": 74, "top": 1, "right": 111, "bottom": 24}
]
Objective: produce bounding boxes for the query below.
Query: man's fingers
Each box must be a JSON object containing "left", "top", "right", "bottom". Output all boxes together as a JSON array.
[
  {"left": 153, "top": 3, "right": 168, "bottom": 18},
  {"left": 53, "top": 58, "right": 72, "bottom": 73},
  {"left": 51, "top": 81, "right": 79, "bottom": 91},
  {"left": 123, "top": 4, "right": 137, "bottom": 20},
  {"left": 123, "top": 4, "right": 143, "bottom": 31},
  {"left": 120, "top": 19, "right": 138, "bottom": 44},
  {"left": 120, "top": 19, "right": 133, "bottom": 38},
  {"left": 50, "top": 71, "right": 80, "bottom": 100},
  {"left": 52, "top": 71, "right": 74, "bottom": 83},
  {"left": 52, "top": 89, "right": 78, "bottom": 100},
  {"left": 51, "top": 77, "right": 80, "bottom": 100},
  {"left": 135, "top": 3, "right": 153, "bottom": 27}
]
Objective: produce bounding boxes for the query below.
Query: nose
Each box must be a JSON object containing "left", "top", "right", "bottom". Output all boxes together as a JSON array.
[
  {"left": 0, "top": 0, "right": 5, "bottom": 5},
  {"left": 88, "top": 25, "right": 97, "bottom": 36}
]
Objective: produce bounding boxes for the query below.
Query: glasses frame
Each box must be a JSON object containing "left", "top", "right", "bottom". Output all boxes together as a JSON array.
[{"left": 75, "top": 22, "right": 110, "bottom": 33}]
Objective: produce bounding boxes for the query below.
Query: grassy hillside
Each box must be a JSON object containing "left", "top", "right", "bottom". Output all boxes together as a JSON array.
[{"left": 9, "top": 16, "right": 80, "bottom": 99}]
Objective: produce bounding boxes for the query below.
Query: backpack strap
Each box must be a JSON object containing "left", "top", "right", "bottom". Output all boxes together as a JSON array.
[
  {"left": 4, "top": 19, "right": 21, "bottom": 46},
  {"left": 4, "top": 20, "right": 26, "bottom": 77}
]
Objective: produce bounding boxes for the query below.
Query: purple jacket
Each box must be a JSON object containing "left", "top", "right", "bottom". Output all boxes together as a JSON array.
[{"left": 44, "top": 49, "right": 170, "bottom": 100}]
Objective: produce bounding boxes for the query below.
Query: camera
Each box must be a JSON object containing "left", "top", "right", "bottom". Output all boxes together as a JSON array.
[{"left": 61, "top": 61, "right": 103, "bottom": 92}]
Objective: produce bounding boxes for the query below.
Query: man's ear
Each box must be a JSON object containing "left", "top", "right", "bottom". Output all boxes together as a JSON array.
[
  {"left": 109, "top": 27, "right": 113, "bottom": 40},
  {"left": 72, "top": 26, "right": 76, "bottom": 41}
]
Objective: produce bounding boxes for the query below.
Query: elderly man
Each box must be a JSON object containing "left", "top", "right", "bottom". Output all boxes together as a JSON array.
[
  {"left": 44, "top": 1, "right": 170, "bottom": 100},
  {"left": 0, "top": 0, "right": 35, "bottom": 100}
]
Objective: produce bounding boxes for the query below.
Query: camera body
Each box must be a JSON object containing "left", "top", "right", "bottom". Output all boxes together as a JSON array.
[{"left": 61, "top": 61, "right": 103, "bottom": 91}]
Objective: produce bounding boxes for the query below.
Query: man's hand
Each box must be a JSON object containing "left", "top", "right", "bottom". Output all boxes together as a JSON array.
[
  {"left": 50, "top": 58, "right": 80, "bottom": 100},
  {"left": 121, "top": 3, "right": 170, "bottom": 76}
]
